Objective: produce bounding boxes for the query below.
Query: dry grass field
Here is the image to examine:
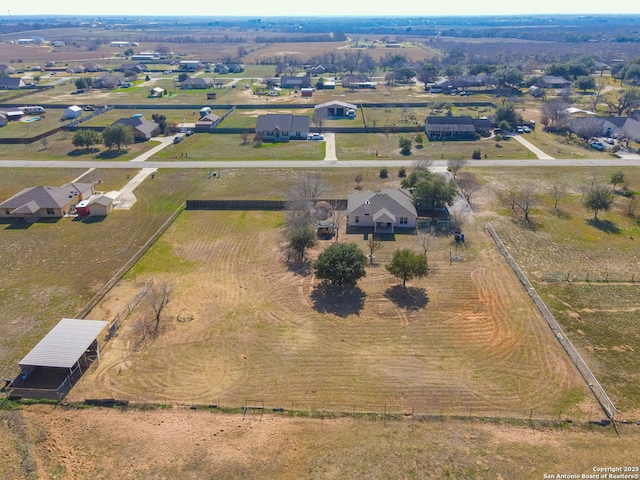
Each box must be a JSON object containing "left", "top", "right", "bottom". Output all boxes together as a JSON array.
[
  {"left": 2, "top": 405, "right": 638, "bottom": 480},
  {"left": 68, "top": 208, "right": 593, "bottom": 421},
  {"left": 474, "top": 167, "right": 640, "bottom": 415}
]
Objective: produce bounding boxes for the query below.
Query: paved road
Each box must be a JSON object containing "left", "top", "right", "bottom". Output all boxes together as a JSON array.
[{"left": 3, "top": 158, "right": 640, "bottom": 170}]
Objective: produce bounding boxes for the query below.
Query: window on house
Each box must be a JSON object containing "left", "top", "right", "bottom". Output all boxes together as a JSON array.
[
  {"left": 355, "top": 216, "right": 359, "bottom": 223},
  {"left": 46, "top": 208, "right": 55, "bottom": 215},
  {"left": 5, "top": 209, "right": 10, "bottom": 215},
  {"left": 400, "top": 217, "right": 408, "bottom": 225}
]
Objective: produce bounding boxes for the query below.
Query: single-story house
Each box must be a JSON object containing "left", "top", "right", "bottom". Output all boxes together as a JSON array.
[
  {"left": 450, "top": 75, "right": 491, "bottom": 89},
  {"left": 0, "top": 64, "right": 16, "bottom": 75},
  {"left": 82, "top": 63, "right": 101, "bottom": 72},
  {"left": 571, "top": 116, "right": 640, "bottom": 142},
  {"left": 64, "top": 105, "right": 83, "bottom": 119},
  {"left": 0, "top": 182, "right": 94, "bottom": 223},
  {"left": 425, "top": 115, "right": 491, "bottom": 140},
  {"left": 307, "top": 64, "right": 338, "bottom": 75},
  {"left": 112, "top": 115, "right": 160, "bottom": 141},
  {"left": 314, "top": 100, "right": 357, "bottom": 118},
  {"left": 195, "top": 113, "right": 222, "bottom": 132},
  {"left": 347, "top": 189, "right": 418, "bottom": 233},
  {"left": 342, "top": 75, "right": 377, "bottom": 89},
  {"left": 541, "top": 75, "right": 571, "bottom": 89},
  {"left": 179, "top": 60, "right": 202, "bottom": 71},
  {"left": 180, "top": 77, "right": 213, "bottom": 89},
  {"left": 321, "top": 80, "right": 336, "bottom": 89},
  {"left": 220, "top": 63, "right": 244, "bottom": 73},
  {"left": 0, "top": 77, "right": 25, "bottom": 90},
  {"left": 214, "top": 64, "right": 230, "bottom": 74},
  {"left": 118, "top": 62, "right": 148, "bottom": 73},
  {"left": 280, "top": 75, "right": 312, "bottom": 89},
  {"left": 529, "top": 85, "right": 543, "bottom": 97},
  {"left": 255, "top": 113, "right": 310, "bottom": 142}
]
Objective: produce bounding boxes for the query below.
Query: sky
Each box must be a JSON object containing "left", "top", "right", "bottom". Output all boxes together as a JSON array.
[{"left": 4, "top": 0, "right": 640, "bottom": 18}]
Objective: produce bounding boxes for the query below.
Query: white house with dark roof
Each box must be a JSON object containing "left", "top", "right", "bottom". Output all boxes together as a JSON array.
[
  {"left": 180, "top": 77, "right": 212, "bottom": 89},
  {"left": 112, "top": 115, "right": 160, "bottom": 141},
  {"left": 347, "top": 189, "right": 417, "bottom": 233},
  {"left": 0, "top": 77, "right": 25, "bottom": 90},
  {"left": 255, "top": 113, "right": 310, "bottom": 142}
]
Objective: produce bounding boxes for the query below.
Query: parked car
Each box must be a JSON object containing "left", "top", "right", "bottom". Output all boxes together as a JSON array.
[
  {"left": 173, "top": 135, "right": 184, "bottom": 144},
  {"left": 83, "top": 105, "right": 95, "bottom": 111},
  {"left": 185, "top": 130, "right": 193, "bottom": 136},
  {"left": 308, "top": 133, "right": 324, "bottom": 141},
  {"left": 604, "top": 138, "right": 615, "bottom": 145},
  {"left": 590, "top": 141, "right": 605, "bottom": 150},
  {"left": 522, "top": 126, "right": 531, "bottom": 133},
  {"left": 516, "top": 126, "right": 524, "bottom": 134}
]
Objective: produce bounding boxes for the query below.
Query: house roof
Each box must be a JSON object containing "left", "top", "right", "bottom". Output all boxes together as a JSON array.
[
  {"left": 113, "top": 116, "right": 159, "bottom": 136},
  {"left": 347, "top": 189, "right": 417, "bottom": 218},
  {"left": 0, "top": 77, "right": 24, "bottom": 88},
  {"left": 425, "top": 116, "right": 476, "bottom": 133},
  {"left": 315, "top": 100, "right": 357, "bottom": 110},
  {"left": 542, "top": 75, "right": 571, "bottom": 86},
  {"left": 66, "top": 105, "right": 82, "bottom": 112},
  {"left": 20, "top": 318, "right": 108, "bottom": 369},
  {"left": 181, "top": 77, "right": 212, "bottom": 87},
  {"left": 256, "top": 113, "right": 310, "bottom": 133},
  {"left": 0, "top": 183, "right": 93, "bottom": 211},
  {"left": 196, "top": 113, "right": 221, "bottom": 124}
]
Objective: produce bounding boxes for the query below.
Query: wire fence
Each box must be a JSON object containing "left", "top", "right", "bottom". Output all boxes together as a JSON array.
[
  {"left": 543, "top": 271, "right": 639, "bottom": 283},
  {"left": 485, "top": 223, "right": 619, "bottom": 421}
]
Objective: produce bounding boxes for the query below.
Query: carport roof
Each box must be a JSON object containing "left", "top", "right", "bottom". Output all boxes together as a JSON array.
[{"left": 20, "top": 318, "right": 108, "bottom": 369}]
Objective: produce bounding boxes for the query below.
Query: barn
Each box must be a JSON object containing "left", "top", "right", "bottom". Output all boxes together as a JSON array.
[
  {"left": 9, "top": 318, "right": 109, "bottom": 400},
  {"left": 64, "top": 105, "right": 82, "bottom": 119}
]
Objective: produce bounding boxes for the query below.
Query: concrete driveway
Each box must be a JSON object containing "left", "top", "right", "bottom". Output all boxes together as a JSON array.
[
  {"left": 323, "top": 133, "right": 338, "bottom": 161},
  {"left": 512, "top": 134, "right": 555, "bottom": 160}
]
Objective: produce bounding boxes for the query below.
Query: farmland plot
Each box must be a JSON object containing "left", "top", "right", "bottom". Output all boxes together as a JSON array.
[{"left": 70, "top": 210, "right": 593, "bottom": 418}]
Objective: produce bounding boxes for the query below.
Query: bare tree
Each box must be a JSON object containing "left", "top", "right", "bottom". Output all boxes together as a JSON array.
[
  {"left": 286, "top": 173, "right": 329, "bottom": 232},
  {"left": 449, "top": 208, "right": 471, "bottom": 231},
  {"left": 312, "top": 109, "right": 329, "bottom": 133},
  {"left": 146, "top": 281, "right": 171, "bottom": 335},
  {"left": 514, "top": 187, "right": 536, "bottom": 224},
  {"left": 627, "top": 195, "right": 638, "bottom": 217},
  {"left": 366, "top": 235, "right": 382, "bottom": 266},
  {"left": 416, "top": 226, "right": 434, "bottom": 257},
  {"left": 542, "top": 98, "right": 571, "bottom": 128},
  {"left": 571, "top": 117, "right": 605, "bottom": 139},
  {"left": 447, "top": 158, "right": 468, "bottom": 180},
  {"left": 551, "top": 181, "right": 568, "bottom": 211},
  {"left": 412, "top": 158, "right": 433, "bottom": 172},
  {"left": 592, "top": 77, "right": 607, "bottom": 111},
  {"left": 457, "top": 172, "right": 480, "bottom": 207},
  {"left": 330, "top": 206, "right": 346, "bottom": 243}
]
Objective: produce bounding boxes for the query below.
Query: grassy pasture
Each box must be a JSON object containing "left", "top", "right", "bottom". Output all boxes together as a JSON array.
[
  {"left": 69, "top": 207, "right": 591, "bottom": 420},
  {"left": 336, "top": 133, "right": 536, "bottom": 160},
  {"left": 475, "top": 167, "right": 640, "bottom": 414},
  {"left": 0, "top": 168, "right": 203, "bottom": 376}
]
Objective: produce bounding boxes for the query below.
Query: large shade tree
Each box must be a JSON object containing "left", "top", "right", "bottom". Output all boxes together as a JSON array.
[
  {"left": 314, "top": 243, "right": 367, "bottom": 286},
  {"left": 386, "top": 249, "right": 429, "bottom": 287}
]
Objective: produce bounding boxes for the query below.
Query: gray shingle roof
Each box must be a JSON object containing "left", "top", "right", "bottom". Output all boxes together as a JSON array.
[
  {"left": 255, "top": 113, "right": 310, "bottom": 132},
  {"left": 0, "top": 183, "right": 92, "bottom": 211},
  {"left": 348, "top": 189, "right": 417, "bottom": 218}
]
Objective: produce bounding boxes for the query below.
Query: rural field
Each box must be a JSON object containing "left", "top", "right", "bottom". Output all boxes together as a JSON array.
[
  {"left": 473, "top": 167, "right": 640, "bottom": 416},
  {"left": 2, "top": 404, "right": 640, "bottom": 480},
  {"left": 68, "top": 206, "right": 593, "bottom": 420}
]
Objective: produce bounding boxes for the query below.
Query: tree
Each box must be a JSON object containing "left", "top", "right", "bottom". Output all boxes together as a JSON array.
[
  {"left": 287, "top": 225, "right": 316, "bottom": 262},
  {"left": 151, "top": 114, "right": 167, "bottom": 134},
  {"left": 312, "top": 109, "right": 329, "bottom": 133},
  {"left": 366, "top": 235, "right": 382, "bottom": 266},
  {"left": 386, "top": 249, "right": 429, "bottom": 287},
  {"left": 379, "top": 167, "right": 388, "bottom": 178},
  {"left": 492, "top": 65, "right": 523, "bottom": 89},
  {"left": 584, "top": 185, "right": 614, "bottom": 219},
  {"left": 72, "top": 129, "right": 102, "bottom": 152},
  {"left": 551, "top": 181, "right": 568, "bottom": 211},
  {"left": 471, "top": 148, "right": 482, "bottom": 160},
  {"left": 414, "top": 134, "right": 424, "bottom": 148},
  {"left": 178, "top": 72, "right": 189, "bottom": 82},
  {"left": 75, "top": 77, "right": 93, "bottom": 90},
  {"left": 447, "top": 159, "right": 467, "bottom": 179},
  {"left": 457, "top": 171, "right": 480, "bottom": 206},
  {"left": 314, "top": 243, "right": 367, "bottom": 286},
  {"left": 574, "top": 75, "right": 595, "bottom": 93},
  {"left": 354, "top": 174, "right": 363, "bottom": 189},
  {"left": 611, "top": 170, "right": 625, "bottom": 191},
  {"left": 146, "top": 281, "right": 171, "bottom": 335},
  {"left": 542, "top": 98, "right": 571, "bottom": 128},
  {"left": 399, "top": 136, "right": 412, "bottom": 155},
  {"left": 102, "top": 124, "right": 134, "bottom": 151},
  {"left": 395, "top": 66, "right": 416, "bottom": 84},
  {"left": 412, "top": 174, "right": 458, "bottom": 212},
  {"left": 606, "top": 88, "right": 640, "bottom": 116},
  {"left": 495, "top": 102, "right": 519, "bottom": 128},
  {"left": 514, "top": 187, "right": 537, "bottom": 225}
]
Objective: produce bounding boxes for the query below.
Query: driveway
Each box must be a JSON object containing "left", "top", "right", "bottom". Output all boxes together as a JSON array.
[
  {"left": 512, "top": 134, "right": 555, "bottom": 160},
  {"left": 323, "top": 133, "right": 337, "bottom": 161}
]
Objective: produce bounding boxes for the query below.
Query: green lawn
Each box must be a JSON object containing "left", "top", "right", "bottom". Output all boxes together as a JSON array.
[
  {"left": 152, "top": 133, "right": 326, "bottom": 161},
  {"left": 336, "top": 133, "right": 536, "bottom": 160}
]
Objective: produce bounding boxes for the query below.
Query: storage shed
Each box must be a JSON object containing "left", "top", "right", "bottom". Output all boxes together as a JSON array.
[
  {"left": 64, "top": 105, "right": 82, "bottom": 119},
  {"left": 10, "top": 318, "right": 108, "bottom": 399}
]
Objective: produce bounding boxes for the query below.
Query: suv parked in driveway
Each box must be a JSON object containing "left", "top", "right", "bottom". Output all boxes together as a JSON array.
[
  {"left": 173, "top": 135, "right": 184, "bottom": 144},
  {"left": 308, "top": 133, "right": 324, "bottom": 140},
  {"left": 590, "top": 141, "right": 605, "bottom": 151}
]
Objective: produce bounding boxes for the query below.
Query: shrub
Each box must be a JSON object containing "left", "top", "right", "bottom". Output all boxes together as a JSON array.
[
  {"left": 379, "top": 167, "right": 389, "bottom": 178},
  {"left": 398, "top": 167, "right": 407, "bottom": 178},
  {"left": 472, "top": 149, "right": 482, "bottom": 160}
]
